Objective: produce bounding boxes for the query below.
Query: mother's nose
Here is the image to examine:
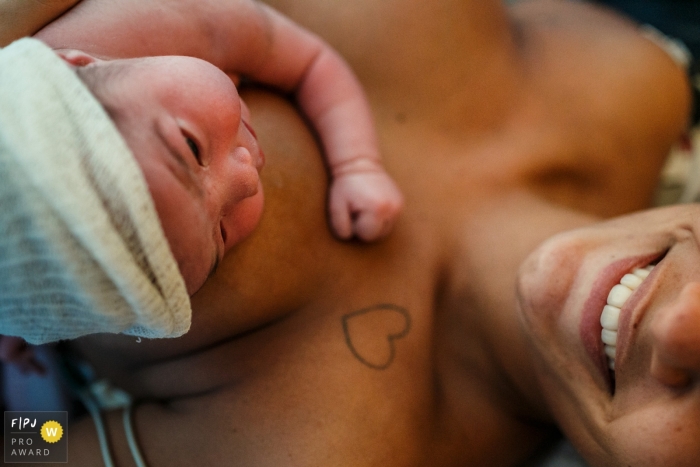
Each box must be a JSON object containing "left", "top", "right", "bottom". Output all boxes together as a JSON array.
[{"left": 650, "top": 282, "right": 700, "bottom": 387}]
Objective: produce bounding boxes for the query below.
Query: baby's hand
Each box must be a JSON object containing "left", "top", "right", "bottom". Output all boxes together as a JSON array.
[
  {"left": 0, "top": 336, "right": 46, "bottom": 375},
  {"left": 328, "top": 167, "right": 404, "bottom": 241}
]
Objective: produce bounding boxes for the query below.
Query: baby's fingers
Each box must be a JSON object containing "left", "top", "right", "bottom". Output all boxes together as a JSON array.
[
  {"left": 353, "top": 210, "right": 392, "bottom": 241},
  {"left": 0, "top": 336, "right": 28, "bottom": 362},
  {"left": 354, "top": 191, "right": 403, "bottom": 241},
  {"left": 329, "top": 190, "right": 354, "bottom": 239},
  {"left": 0, "top": 337, "right": 46, "bottom": 375},
  {"left": 329, "top": 172, "right": 404, "bottom": 241}
]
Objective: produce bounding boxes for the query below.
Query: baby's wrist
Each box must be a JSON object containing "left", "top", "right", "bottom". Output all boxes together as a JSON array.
[{"left": 331, "top": 156, "right": 384, "bottom": 178}]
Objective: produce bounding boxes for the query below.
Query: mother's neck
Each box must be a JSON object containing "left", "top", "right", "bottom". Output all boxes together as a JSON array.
[{"left": 446, "top": 190, "right": 599, "bottom": 422}]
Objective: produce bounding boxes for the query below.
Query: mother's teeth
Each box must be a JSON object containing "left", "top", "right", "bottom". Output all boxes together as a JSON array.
[
  {"left": 604, "top": 346, "right": 616, "bottom": 359},
  {"left": 620, "top": 274, "right": 643, "bottom": 289},
  {"left": 600, "top": 305, "right": 621, "bottom": 330},
  {"left": 599, "top": 265, "right": 655, "bottom": 373},
  {"left": 607, "top": 285, "right": 632, "bottom": 308},
  {"left": 634, "top": 267, "right": 651, "bottom": 279},
  {"left": 601, "top": 329, "right": 617, "bottom": 346}
]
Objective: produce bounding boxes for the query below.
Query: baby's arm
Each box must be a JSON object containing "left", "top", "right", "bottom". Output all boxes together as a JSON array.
[
  {"left": 35, "top": 0, "right": 403, "bottom": 240},
  {"left": 0, "top": 0, "right": 80, "bottom": 47},
  {"left": 226, "top": 4, "right": 404, "bottom": 240}
]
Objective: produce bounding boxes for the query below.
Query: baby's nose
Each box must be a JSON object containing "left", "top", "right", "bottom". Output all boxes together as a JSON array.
[
  {"left": 649, "top": 282, "right": 700, "bottom": 387},
  {"left": 229, "top": 143, "right": 261, "bottom": 182},
  {"left": 240, "top": 120, "right": 264, "bottom": 172}
]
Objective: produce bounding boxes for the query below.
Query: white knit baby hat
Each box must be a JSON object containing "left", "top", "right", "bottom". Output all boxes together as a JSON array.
[{"left": 0, "top": 38, "right": 191, "bottom": 344}]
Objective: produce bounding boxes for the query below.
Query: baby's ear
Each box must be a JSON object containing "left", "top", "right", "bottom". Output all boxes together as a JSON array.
[{"left": 54, "top": 49, "right": 100, "bottom": 67}]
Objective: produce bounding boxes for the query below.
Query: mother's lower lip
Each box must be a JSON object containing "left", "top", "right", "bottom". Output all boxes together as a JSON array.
[{"left": 579, "top": 253, "right": 660, "bottom": 390}]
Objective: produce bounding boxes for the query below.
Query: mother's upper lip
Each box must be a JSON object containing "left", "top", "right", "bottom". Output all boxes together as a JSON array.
[{"left": 580, "top": 252, "right": 660, "bottom": 392}]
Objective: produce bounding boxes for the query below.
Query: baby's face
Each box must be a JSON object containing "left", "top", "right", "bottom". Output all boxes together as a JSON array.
[{"left": 60, "top": 51, "right": 265, "bottom": 294}]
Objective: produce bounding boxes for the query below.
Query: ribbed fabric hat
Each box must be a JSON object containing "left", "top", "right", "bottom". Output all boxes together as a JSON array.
[{"left": 0, "top": 38, "right": 191, "bottom": 344}]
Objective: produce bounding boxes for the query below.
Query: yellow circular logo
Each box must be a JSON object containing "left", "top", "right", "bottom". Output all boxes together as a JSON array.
[{"left": 40, "top": 420, "right": 63, "bottom": 443}]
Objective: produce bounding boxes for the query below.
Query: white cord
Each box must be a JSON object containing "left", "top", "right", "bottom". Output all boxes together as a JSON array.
[
  {"left": 123, "top": 406, "right": 148, "bottom": 467},
  {"left": 77, "top": 389, "right": 115, "bottom": 467}
]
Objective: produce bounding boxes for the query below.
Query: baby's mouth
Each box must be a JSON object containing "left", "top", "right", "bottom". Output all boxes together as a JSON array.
[{"left": 242, "top": 118, "right": 257, "bottom": 138}]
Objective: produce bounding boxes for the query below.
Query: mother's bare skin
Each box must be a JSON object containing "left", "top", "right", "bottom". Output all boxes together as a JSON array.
[{"left": 6, "top": 0, "right": 691, "bottom": 465}]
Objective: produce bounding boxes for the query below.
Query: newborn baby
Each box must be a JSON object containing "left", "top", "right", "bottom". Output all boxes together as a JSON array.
[
  {"left": 55, "top": 4, "right": 403, "bottom": 296},
  {"left": 0, "top": 2, "right": 401, "bottom": 356}
]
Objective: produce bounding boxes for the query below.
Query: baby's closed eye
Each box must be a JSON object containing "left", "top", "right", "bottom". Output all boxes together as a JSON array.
[{"left": 183, "top": 132, "right": 201, "bottom": 165}]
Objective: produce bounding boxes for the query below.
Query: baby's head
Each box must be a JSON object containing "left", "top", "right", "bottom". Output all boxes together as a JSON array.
[{"left": 57, "top": 50, "right": 265, "bottom": 295}]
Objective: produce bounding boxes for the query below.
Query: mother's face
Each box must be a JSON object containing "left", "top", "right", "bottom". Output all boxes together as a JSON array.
[{"left": 517, "top": 204, "right": 700, "bottom": 466}]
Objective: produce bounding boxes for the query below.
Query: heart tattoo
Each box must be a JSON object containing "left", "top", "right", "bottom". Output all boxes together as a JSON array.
[{"left": 341, "top": 304, "right": 411, "bottom": 370}]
